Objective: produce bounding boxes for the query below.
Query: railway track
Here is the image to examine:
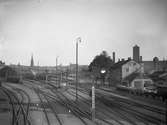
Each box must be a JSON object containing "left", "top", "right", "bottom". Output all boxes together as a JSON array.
[
  {"left": 49, "top": 89, "right": 92, "bottom": 125},
  {"left": 33, "top": 88, "right": 51, "bottom": 125},
  {"left": 99, "top": 87, "right": 165, "bottom": 115},
  {"left": 96, "top": 88, "right": 166, "bottom": 125},
  {"left": 45, "top": 82, "right": 141, "bottom": 124},
  {"left": 24, "top": 79, "right": 166, "bottom": 125},
  {"left": 13, "top": 88, "right": 31, "bottom": 125},
  {"left": 47, "top": 81, "right": 140, "bottom": 125},
  {"left": 42, "top": 93, "right": 63, "bottom": 125},
  {"left": 4, "top": 84, "right": 32, "bottom": 124},
  {"left": 67, "top": 87, "right": 141, "bottom": 125},
  {"left": 26, "top": 80, "right": 92, "bottom": 125},
  {"left": 0, "top": 86, "right": 31, "bottom": 125},
  {"left": 71, "top": 85, "right": 165, "bottom": 125},
  {"left": 38, "top": 88, "right": 91, "bottom": 125}
]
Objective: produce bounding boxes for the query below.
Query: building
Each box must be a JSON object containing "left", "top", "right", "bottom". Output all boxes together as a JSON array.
[
  {"left": 133, "top": 45, "right": 140, "bottom": 63},
  {"left": 0, "top": 66, "right": 20, "bottom": 83},
  {"left": 109, "top": 59, "right": 141, "bottom": 86},
  {"left": 123, "top": 72, "right": 153, "bottom": 87},
  {"left": 143, "top": 57, "right": 167, "bottom": 74},
  {"left": 131, "top": 76, "right": 153, "bottom": 89},
  {"left": 132, "top": 45, "right": 167, "bottom": 73}
]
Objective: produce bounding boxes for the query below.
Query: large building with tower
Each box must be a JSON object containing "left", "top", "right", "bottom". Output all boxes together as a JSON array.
[
  {"left": 132, "top": 44, "right": 167, "bottom": 73},
  {"left": 109, "top": 44, "right": 167, "bottom": 86}
]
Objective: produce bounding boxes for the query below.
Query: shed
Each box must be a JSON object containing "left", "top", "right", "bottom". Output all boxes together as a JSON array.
[
  {"left": 130, "top": 75, "right": 154, "bottom": 90},
  {"left": 0, "top": 66, "right": 20, "bottom": 83}
]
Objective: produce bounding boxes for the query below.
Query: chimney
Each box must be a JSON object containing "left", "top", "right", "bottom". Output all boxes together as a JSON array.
[{"left": 113, "top": 52, "right": 115, "bottom": 63}]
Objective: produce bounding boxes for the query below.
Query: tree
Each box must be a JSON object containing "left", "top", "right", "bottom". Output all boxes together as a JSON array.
[{"left": 88, "top": 51, "right": 113, "bottom": 85}]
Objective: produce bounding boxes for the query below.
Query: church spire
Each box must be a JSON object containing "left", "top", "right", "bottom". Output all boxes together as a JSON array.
[{"left": 30, "top": 54, "right": 34, "bottom": 67}]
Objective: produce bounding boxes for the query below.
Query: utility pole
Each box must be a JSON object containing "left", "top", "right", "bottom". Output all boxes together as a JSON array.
[
  {"left": 76, "top": 37, "right": 81, "bottom": 101},
  {"left": 76, "top": 41, "right": 78, "bottom": 101}
]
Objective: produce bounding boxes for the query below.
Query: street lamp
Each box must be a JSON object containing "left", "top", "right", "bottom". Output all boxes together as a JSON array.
[
  {"left": 76, "top": 37, "right": 81, "bottom": 101},
  {"left": 101, "top": 69, "right": 106, "bottom": 74},
  {"left": 100, "top": 69, "right": 106, "bottom": 86}
]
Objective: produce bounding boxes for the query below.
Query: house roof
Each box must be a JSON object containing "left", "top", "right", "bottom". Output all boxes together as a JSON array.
[
  {"left": 123, "top": 72, "right": 151, "bottom": 83},
  {"left": 110, "top": 60, "right": 130, "bottom": 70},
  {"left": 122, "top": 72, "right": 140, "bottom": 83}
]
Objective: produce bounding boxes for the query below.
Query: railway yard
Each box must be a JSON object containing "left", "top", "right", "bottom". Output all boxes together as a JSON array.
[
  {"left": 1, "top": 0, "right": 167, "bottom": 124},
  {"left": 0, "top": 79, "right": 166, "bottom": 125}
]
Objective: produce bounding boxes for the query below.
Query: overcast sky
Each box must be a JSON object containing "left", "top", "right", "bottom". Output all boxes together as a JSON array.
[{"left": 0, "top": 0, "right": 167, "bottom": 66}]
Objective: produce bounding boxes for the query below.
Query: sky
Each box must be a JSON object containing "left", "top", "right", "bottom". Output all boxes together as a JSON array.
[{"left": 0, "top": 0, "right": 167, "bottom": 66}]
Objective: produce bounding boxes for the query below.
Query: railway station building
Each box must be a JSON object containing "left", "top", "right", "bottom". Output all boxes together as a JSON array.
[{"left": 109, "top": 59, "right": 141, "bottom": 86}]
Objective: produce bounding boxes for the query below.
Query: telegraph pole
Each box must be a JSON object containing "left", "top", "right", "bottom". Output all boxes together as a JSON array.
[
  {"left": 76, "top": 41, "right": 78, "bottom": 101},
  {"left": 75, "top": 37, "right": 81, "bottom": 101}
]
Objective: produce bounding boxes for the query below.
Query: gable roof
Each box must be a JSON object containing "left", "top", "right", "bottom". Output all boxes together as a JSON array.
[
  {"left": 122, "top": 72, "right": 140, "bottom": 83},
  {"left": 123, "top": 73, "right": 151, "bottom": 83},
  {"left": 110, "top": 60, "right": 131, "bottom": 70}
]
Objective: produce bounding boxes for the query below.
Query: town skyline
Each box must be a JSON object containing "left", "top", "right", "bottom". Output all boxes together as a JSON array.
[
  {"left": 0, "top": 0, "right": 167, "bottom": 66},
  {"left": 3, "top": 44, "right": 167, "bottom": 67}
]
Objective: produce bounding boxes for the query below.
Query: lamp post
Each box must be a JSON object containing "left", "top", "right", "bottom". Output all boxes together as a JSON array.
[
  {"left": 76, "top": 37, "right": 81, "bottom": 101},
  {"left": 100, "top": 69, "right": 106, "bottom": 86}
]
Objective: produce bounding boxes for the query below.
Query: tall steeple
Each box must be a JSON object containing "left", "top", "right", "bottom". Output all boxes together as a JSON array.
[{"left": 30, "top": 54, "right": 34, "bottom": 67}]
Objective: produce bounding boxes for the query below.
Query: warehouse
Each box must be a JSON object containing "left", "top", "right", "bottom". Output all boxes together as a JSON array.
[{"left": 0, "top": 66, "right": 20, "bottom": 83}]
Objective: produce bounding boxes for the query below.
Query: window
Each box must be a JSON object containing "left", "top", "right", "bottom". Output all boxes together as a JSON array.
[{"left": 126, "top": 68, "right": 129, "bottom": 72}]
